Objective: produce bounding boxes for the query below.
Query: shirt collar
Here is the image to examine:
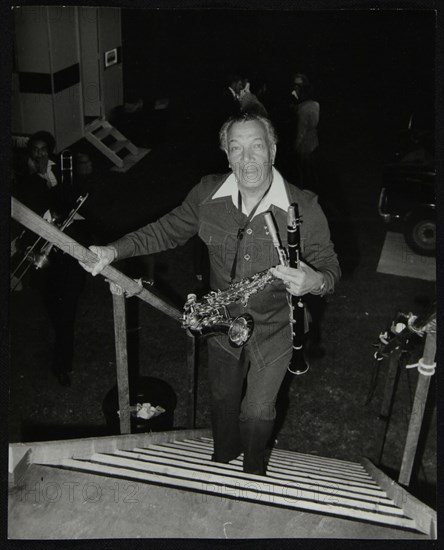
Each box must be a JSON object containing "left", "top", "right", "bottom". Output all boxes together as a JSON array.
[
  {"left": 211, "top": 167, "right": 290, "bottom": 217},
  {"left": 228, "top": 87, "right": 239, "bottom": 100},
  {"left": 28, "top": 158, "right": 58, "bottom": 187},
  {"left": 28, "top": 158, "right": 56, "bottom": 172}
]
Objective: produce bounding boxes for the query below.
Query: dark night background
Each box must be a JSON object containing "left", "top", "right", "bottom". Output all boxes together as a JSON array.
[
  {"left": 121, "top": 9, "right": 434, "bottom": 126},
  {"left": 3, "top": 4, "right": 441, "bottom": 523},
  {"left": 114, "top": 8, "right": 436, "bottom": 228},
  {"left": 122, "top": 9, "right": 434, "bottom": 101}
]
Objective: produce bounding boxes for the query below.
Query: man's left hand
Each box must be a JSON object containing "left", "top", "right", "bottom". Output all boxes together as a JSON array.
[{"left": 270, "top": 262, "right": 324, "bottom": 296}]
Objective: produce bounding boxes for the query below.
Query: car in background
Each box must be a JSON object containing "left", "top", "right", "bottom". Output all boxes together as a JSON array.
[{"left": 378, "top": 111, "right": 436, "bottom": 257}]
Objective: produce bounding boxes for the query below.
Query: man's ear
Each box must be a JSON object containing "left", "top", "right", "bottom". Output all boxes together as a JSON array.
[{"left": 271, "top": 144, "right": 277, "bottom": 165}]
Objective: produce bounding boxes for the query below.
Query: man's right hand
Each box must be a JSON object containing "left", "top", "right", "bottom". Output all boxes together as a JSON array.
[
  {"left": 36, "top": 156, "right": 49, "bottom": 174},
  {"left": 79, "top": 245, "right": 117, "bottom": 276}
]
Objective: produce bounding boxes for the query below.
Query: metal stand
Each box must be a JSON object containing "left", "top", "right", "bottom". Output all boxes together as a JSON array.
[
  {"left": 375, "top": 348, "right": 403, "bottom": 465},
  {"left": 375, "top": 309, "right": 436, "bottom": 486},
  {"left": 110, "top": 283, "right": 131, "bottom": 435},
  {"left": 399, "top": 328, "right": 436, "bottom": 486},
  {"left": 186, "top": 330, "right": 196, "bottom": 429},
  {"left": 111, "top": 285, "right": 196, "bottom": 434}
]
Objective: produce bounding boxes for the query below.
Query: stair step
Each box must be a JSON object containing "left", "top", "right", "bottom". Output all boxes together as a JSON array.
[
  {"left": 180, "top": 437, "right": 369, "bottom": 474},
  {"left": 145, "top": 441, "right": 376, "bottom": 485},
  {"left": 56, "top": 435, "right": 423, "bottom": 532},
  {"left": 115, "top": 449, "right": 390, "bottom": 503},
  {"left": 10, "top": 429, "right": 436, "bottom": 538},
  {"left": 84, "top": 118, "right": 147, "bottom": 170},
  {"left": 109, "top": 139, "right": 133, "bottom": 154},
  {"left": 110, "top": 148, "right": 150, "bottom": 172},
  {"left": 131, "top": 444, "right": 383, "bottom": 492},
  {"left": 84, "top": 118, "right": 105, "bottom": 133},
  {"left": 92, "top": 126, "right": 113, "bottom": 141},
  {"left": 60, "top": 453, "right": 417, "bottom": 531}
]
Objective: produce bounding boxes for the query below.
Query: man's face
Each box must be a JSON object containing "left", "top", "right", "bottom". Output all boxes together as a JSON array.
[
  {"left": 76, "top": 153, "right": 93, "bottom": 177},
  {"left": 226, "top": 120, "right": 276, "bottom": 191},
  {"left": 232, "top": 79, "right": 243, "bottom": 95},
  {"left": 29, "top": 140, "right": 49, "bottom": 163},
  {"left": 292, "top": 77, "right": 303, "bottom": 97}
]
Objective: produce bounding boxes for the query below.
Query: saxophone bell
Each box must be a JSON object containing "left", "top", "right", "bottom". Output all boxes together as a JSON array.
[
  {"left": 182, "top": 293, "right": 254, "bottom": 347},
  {"left": 182, "top": 268, "right": 275, "bottom": 347},
  {"left": 227, "top": 314, "right": 254, "bottom": 347}
]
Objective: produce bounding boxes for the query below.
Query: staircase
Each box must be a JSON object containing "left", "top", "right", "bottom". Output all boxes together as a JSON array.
[
  {"left": 84, "top": 118, "right": 149, "bottom": 172},
  {"left": 8, "top": 430, "right": 436, "bottom": 538}
]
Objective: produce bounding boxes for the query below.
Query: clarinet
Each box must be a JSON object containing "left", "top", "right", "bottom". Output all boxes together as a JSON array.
[
  {"left": 264, "top": 210, "right": 308, "bottom": 375},
  {"left": 287, "top": 204, "right": 309, "bottom": 375}
]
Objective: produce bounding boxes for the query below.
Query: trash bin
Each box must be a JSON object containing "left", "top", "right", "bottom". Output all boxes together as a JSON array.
[{"left": 102, "top": 376, "right": 177, "bottom": 434}]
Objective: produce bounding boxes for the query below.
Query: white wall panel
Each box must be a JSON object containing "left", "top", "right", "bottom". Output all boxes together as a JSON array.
[
  {"left": 13, "top": 6, "right": 50, "bottom": 73},
  {"left": 47, "top": 6, "right": 79, "bottom": 72},
  {"left": 53, "top": 84, "right": 84, "bottom": 151},
  {"left": 14, "top": 93, "right": 55, "bottom": 137}
]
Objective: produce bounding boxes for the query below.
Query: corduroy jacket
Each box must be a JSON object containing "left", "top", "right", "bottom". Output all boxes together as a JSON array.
[{"left": 110, "top": 171, "right": 340, "bottom": 365}]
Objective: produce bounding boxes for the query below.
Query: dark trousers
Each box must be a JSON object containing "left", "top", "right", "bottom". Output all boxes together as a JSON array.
[
  {"left": 43, "top": 247, "right": 86, "bottom": 374},
  {"left": 207, "top": 335, "right": 291, "bottom": 475},
  {"left": 296, "top": 148, "right": 319, "bottom": 192}
]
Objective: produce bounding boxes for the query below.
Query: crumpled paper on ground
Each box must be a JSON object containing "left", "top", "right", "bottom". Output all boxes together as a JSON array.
[{"left": 118, "top": 403, "right": 166, "bottom": 420}]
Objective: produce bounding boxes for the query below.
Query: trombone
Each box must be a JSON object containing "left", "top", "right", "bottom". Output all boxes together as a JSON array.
[
  {"left": 61, "top": 149, "right": 73, "bottom": 185},
  {"left": 10, "top": 193, "right": 89, "bottom": 291}
]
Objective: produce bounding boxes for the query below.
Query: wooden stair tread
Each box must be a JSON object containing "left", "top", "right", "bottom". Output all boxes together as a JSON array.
[
  {"left": 84, "top": 118, "right": 146, "bottom": 170},
  {"left": 9, "top": 430, "right": 436, "bottom": 538},
  {"left": 54, "top": 436, "right": 423, "bottom": 532}
]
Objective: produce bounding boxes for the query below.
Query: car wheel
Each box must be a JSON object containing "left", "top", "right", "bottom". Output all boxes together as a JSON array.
[{"left": 404, "top": 209, "right": 436, "bottom": 257}]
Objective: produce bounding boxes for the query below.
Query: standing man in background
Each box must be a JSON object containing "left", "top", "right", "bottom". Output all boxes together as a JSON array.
[
  {"left": 218, "top": 73, "right": 243, "bottom": 126},
  {"left": 290, "top": 73, "right": 320, "bottom": 190},
  {"left": 12, "top": 132, "right": 90, "bottom": 386}
]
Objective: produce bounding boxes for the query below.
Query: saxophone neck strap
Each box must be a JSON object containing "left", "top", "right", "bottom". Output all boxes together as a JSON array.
[{"left": 230, "top": 181, "right": 272, "bottom": 284}]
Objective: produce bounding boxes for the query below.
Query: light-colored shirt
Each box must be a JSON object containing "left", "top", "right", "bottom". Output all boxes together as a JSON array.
[
  {"left": 28, "top": 158, "right": 58, "bottom": 188},
  {"left": 228, "top": 87, "right": 240, "bottom": 101},
  {"left": 212, "top": 167, "right": 290, "bottom": 217}
]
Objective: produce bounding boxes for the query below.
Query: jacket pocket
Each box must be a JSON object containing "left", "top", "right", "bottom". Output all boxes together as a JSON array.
[{"left": 198, "top": 221, "right": 237, "bottom": 270}]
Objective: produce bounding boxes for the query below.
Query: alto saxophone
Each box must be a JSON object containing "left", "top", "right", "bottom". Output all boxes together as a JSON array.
[
  {"left": 182, "top": 211, "right": 288, "bottom": 347},
  {"left": 182, "top": 268, "right": 275, "bottom": 347}
]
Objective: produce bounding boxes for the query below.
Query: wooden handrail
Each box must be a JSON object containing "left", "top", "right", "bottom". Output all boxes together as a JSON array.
[{"left": 11, "top": 197, "right": 183, "bottom": 323}]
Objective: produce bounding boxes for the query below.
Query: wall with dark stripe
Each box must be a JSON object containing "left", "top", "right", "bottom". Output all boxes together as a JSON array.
[
  {"left": 17, "top": 64, "right": 80, "bottom": 95},
  {"left": 12, "top": 6, "right": 122, "bottom": 151}
]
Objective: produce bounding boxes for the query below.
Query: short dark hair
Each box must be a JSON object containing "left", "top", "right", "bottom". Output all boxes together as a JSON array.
[
  {"left": 27, "top": 131, "right": 56, "bottom": 154},
  {"left": 292, "top": 73, "right": 313, "bottom": 99},
  {"left": 227, "top": 73, "right": 242, "bottom": 87},
  {"left": 219, "top": 113, "right": 278, "bottom": 152}
]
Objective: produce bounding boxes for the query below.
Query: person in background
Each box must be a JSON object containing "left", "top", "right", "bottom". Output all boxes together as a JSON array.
[
  {"left": 79, "top": 114, "right": 340, "bottom": 475},
  {"left": 218, "top": 73, "right": 243, "bottom": 126},
  {"left": 12, "top": 132, "right": 91, "bottom": 386},
  {"left": 290, "top": 73, "right": 320, "bottom": 190},
  {"left": 239, "top": 77, "right": 268, "bottom": 117}
]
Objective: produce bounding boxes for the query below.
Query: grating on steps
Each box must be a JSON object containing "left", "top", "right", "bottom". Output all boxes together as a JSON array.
[{"left": 58, "top": 435, "right": 430, "bottom": 534}]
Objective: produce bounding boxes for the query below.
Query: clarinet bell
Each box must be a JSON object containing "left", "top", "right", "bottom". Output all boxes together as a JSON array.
[{"left": 288, "top": 355, "right": 309, "bottom": 375}]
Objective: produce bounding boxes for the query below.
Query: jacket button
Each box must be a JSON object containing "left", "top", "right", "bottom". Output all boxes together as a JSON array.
[
  {"left": 244, "top": 254, "right": 251, "bottom": 261},
  {"left": 246, "top": 228, "right": 253, "bottom": 235}
]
